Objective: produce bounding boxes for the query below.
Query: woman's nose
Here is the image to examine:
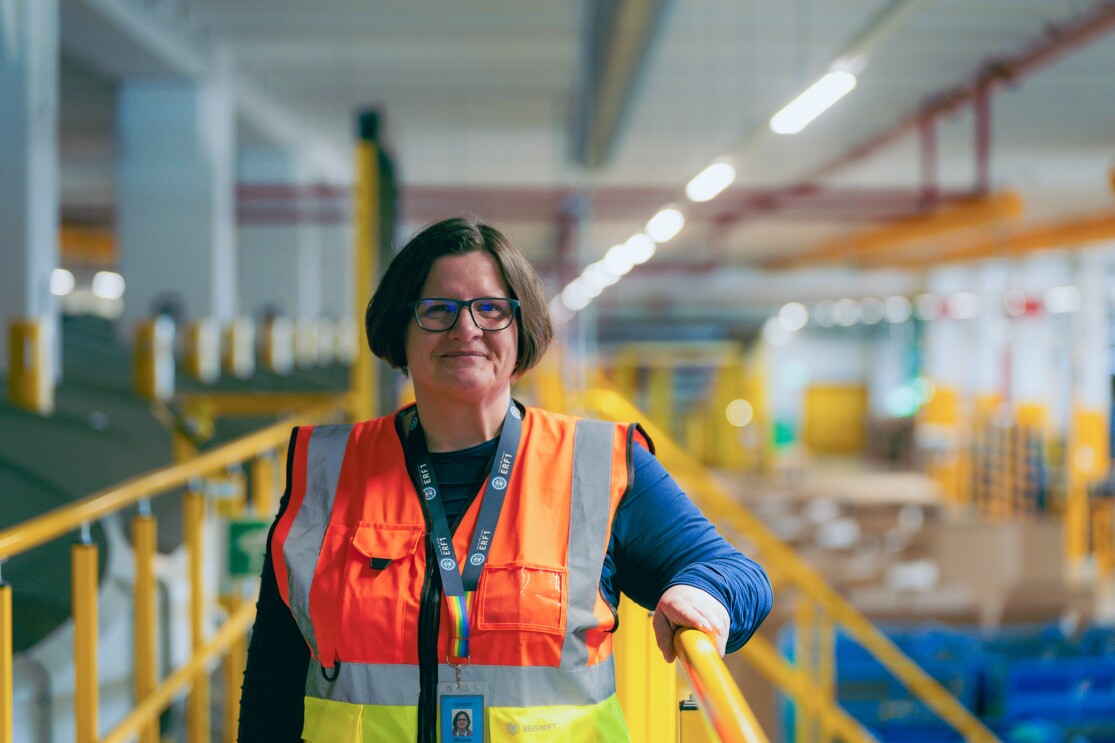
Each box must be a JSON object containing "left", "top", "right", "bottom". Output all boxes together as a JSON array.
[{"left": 448, "top": 304, "right": 482, "bottom": 337}]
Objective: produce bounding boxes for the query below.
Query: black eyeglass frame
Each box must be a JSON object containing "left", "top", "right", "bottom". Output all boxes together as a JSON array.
[{"left": 408, "top": 297, "right": 521, "bottom": 333}]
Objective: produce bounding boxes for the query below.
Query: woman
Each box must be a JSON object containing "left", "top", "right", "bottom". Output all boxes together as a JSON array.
[
  {"left": 239, "top": 216, "right": 772, "bottom": 742},
  {"left": 452, "top": 710, "right": 473, "bottom": 737}
]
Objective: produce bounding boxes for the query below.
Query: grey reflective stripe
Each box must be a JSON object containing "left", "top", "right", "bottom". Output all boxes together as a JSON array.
[
  {"left": 562, "top": 418, "right": 619, "bottom": 669},
  {"left": 284, "top": 424, "right": 352, "bottom": 658},
  {"left": 305, "top": 659, "right": 420, "bottom": 705},
  {"left": 307, "top": 656, "right": 616, "bottom": 708}
]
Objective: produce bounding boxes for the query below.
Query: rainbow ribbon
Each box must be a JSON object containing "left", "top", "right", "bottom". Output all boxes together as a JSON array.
[{"left": 446, "top": 591, "right": 473, "bottom": 659}]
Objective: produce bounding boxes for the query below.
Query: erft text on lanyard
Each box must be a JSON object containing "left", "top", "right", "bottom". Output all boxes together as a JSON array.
[{"left": 402, "top": 400, "right": 523, "bottom": 662}]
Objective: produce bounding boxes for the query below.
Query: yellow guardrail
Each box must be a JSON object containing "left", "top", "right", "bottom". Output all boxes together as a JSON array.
[
  {"left": 576, "top": 386, "right": 998, "bottom": 743},
  {"left": 0, "top": 395, "right": 350, "bottom": 743},
  {"left": 675, "top": 628, "right": 769, "bottom": 743}
]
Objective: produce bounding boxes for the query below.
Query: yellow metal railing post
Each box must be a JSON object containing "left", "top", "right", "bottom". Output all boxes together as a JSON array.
[
  {"left": 133, "top": 511, "right": 159, "bottom": 743},
  {"left": 675, "top": 629, "right": 770, "bottom": 743},
  {"left": 185, "top": 489, "right": 209, "bottom": 743},
  {"left": 101, "top": 603, "right": 257, "bottom": 743},
  {"left": 222, "top": 593, "right": 245, "bottom": 743},
  {"left": 794, "top": 600, "right": 817, "bottom": 743},
  {"left": 1, "top": 576, "right": 11, "bottom": 743},
  {"left": 251, "top": 452, "right": 276, "bottom": 516},
  {"left": 818, "top": 608, "right": 836, "bottom": 743},
  {"left": 73, "top": 536, "right": 99, "bottom": 743},
  {"left": 614, "top": 596, "right": 649, "bottom": 742}
]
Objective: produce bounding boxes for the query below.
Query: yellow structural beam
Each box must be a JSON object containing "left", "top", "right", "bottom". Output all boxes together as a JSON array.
[
  {"left": 675, "top": 629, "right": 770, "bottom": 743},
  {"left": 872, "top": 211, "right": 1115, "bottom": 269},
  {"left": 765, "top": 190, "right": 1023, "bottom": 268},
  {"left": 181, "top": 391, "right": 353, "bottom": 418},
  {"left": 351, "top": 134, "right": 379, "bottom": 422}
]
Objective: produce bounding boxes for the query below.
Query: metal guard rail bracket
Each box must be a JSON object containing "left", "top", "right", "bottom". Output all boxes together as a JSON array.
[{"left": 674, "top": 628, "right": 769, "bottom": 743}]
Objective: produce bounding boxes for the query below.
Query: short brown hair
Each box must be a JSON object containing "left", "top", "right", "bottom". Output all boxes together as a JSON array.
[{"left": 365, "top": 216, "right": 553, "bottom": 375}]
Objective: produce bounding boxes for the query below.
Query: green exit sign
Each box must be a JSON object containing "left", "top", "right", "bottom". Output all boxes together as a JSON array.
[{"left": 227, "top": 519, "right": 271, "bottom": 577}]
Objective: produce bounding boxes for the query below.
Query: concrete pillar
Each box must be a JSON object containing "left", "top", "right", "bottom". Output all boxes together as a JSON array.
[
  {"left": 0, "top": 0, "right": 60, "bottom": 373},
  {"left": 115, "top": 75, "right": 236, "bottom": 332},
  {"left": 236, "top": 146, "right": 322, "bottom": 323},
  {"left": 319, "top": 218, "right": 353, "bottom": 320}
]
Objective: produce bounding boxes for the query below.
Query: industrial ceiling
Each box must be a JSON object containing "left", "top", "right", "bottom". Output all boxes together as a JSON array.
[{"left": 56, "top": 0, "right": 1115, "bottom": 321}]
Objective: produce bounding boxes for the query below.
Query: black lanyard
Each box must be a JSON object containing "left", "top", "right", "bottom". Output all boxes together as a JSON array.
[{"left": 401, "top": 400, "right": 523, "bottom": 660}]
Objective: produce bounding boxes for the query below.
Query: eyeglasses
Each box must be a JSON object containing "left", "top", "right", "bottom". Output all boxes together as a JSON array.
[{"left": 409, "top": 297, "right": 520, "bottom": 332}]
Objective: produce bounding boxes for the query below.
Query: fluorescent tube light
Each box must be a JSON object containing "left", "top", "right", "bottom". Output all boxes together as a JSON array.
[
  {"left": 686, "top": 162, "right": 736, "bottom": 202},
  {"left": 645, "top": 208, "right": 684, "bottom": 243},
  {"left": 770, "top": 71, "right": 857, "bottom": 135}
]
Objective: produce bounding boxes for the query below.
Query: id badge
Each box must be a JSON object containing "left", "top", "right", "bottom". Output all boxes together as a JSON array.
[{"left": 437, "top": 680, "right": 487, "bottom": 742}]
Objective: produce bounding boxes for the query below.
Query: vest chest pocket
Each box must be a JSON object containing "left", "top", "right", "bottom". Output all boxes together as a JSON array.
[
  {"left": 476, "top": 562, "right": 567, "bottom": 635},
  {"left": 339, "top": 523, "right": 425, "bottom": 661},
  {"left": 350, "top": 522, "right": 423, "bottom": 572}
]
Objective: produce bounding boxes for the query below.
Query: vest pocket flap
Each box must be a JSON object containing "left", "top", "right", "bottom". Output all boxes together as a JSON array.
[
  {"left": 476, "top": 562, "right": 567, "bottom": 634},
  {"left": 349, "top": 523, "right": 423, "bottom": 562}
]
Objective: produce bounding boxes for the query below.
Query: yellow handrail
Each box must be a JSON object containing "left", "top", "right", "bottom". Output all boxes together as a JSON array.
[
  {"left": 99, "top": 601, "right": 256, "bottom": 743},
  {"left": 674, "top": 629, "right": 769, "bottom": 743},
  {"left": 0, "top": 394, "right": 352, "bottom": 743},
  {"left": 0, "top": 396, "right": 347, "bottom": 559},
  {"left": 575, "top": 386, "right": 998, "bottom": 742}
]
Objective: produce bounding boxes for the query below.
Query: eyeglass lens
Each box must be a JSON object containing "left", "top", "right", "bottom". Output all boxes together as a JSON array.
[{"left": 413, "top": 298, "right": 516, "bottom": 331}]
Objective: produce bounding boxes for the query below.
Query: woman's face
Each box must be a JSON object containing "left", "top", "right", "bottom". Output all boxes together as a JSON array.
[
  {"left": 405, "top": 251, "right": 519, "bottom": 406},
  {"left": 455, "top": 713, "right": 469, "bottom": 730}
]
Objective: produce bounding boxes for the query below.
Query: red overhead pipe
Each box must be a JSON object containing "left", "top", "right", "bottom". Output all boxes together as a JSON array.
[
  {"left": 974, "top": 82, "right": 992, "bottom": 196},
  {"left": 805, "top": 1, "right": 1115, "bottom": 186},
  {"left": 919, "top": 117, "right": 937, "bottom": 205}
]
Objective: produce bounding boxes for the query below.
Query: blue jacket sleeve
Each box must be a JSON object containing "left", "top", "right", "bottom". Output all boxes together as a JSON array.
[{"left": 603, "top": 444, "right": 773, "bottom": 653}]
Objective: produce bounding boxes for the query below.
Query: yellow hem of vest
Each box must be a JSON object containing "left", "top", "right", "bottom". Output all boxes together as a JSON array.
[{"left": 302, "top": 692, "right": 631, "bottom": 742}]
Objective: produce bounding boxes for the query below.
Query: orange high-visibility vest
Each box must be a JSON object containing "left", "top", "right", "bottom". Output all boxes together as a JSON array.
[{"left": 272, "top": 404, "right": 648, "bottom": 741}]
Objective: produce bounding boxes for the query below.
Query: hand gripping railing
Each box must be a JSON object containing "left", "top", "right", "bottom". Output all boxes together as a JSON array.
[
  {"left": 576, "top": 386, "right": 998, "bottom": 743},
  {"left": 674, "top": 628, "right": 769, "bottom": 743},
  {"left": 0, "top": 396, "right": 349, "bottom": 743}
]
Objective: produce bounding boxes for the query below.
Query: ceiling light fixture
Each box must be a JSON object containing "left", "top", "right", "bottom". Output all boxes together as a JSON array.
[
  {"left": 645, "top": 208, "right": 684, "bottom": 243},
  {"left": 770, "top": 71, "right": 857, "bottom": 135},
  {"left": 686, "top": 162, "right": 737, "bottom": 202}
]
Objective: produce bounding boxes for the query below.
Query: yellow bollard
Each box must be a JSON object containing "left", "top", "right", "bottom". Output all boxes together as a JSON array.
[
  {"left": 185, "top": 490, "right": 209, "bottom": 743},
  {"left": 133, "top": 513, "right": 159, "bottom": 743},
  {"left": 222, "top": 318, "right": 256, "bottom": 380},
  {"left": 184, "top": 319, "right": 221, "bottom": 384},
  {"left": 259, "top": 316, "right": 295, "bottom": 375},
  {"left": 1, "top": 580, "right": 11, "bottom": 743},
  {"left": 133, "top": 316, "right": 175, "bottom": 402},
  {"left": 7, "top": 317, "right": 54, "bottom": 415},
  {"left": 73, "top": 540, "right": 99, "bottom": 743}
]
